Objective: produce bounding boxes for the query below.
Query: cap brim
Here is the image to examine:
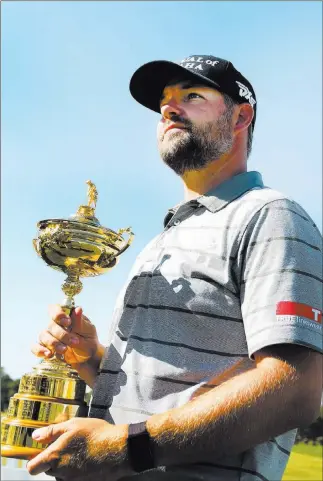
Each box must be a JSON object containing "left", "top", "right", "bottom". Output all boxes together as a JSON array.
[{"left": 129, "top": 60, "right": 221, "bottom": 113}]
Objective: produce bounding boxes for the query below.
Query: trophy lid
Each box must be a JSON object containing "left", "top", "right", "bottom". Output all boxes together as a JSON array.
[
  {"left": 33, "top": 180, "right": 134, "bottom": 281},
  {"left": 37, "top": 180, "right": 126, "bottom": 239},
  {"left": 38, "top": 180, "right": 100, "bottom": 226}
]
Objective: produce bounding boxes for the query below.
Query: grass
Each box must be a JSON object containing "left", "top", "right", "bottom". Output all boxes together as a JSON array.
[{"left": 283, "top": 443, "right": 322, "bottom": 481}]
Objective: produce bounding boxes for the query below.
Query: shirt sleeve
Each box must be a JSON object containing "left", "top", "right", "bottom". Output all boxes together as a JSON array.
[{"left": 238, "top": 198, "right": 323, "bottom": 358}]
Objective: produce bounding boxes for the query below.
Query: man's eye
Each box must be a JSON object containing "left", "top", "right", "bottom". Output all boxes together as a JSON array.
[{"left": 186, "top": 92, "right": 202, "bottom": 100}]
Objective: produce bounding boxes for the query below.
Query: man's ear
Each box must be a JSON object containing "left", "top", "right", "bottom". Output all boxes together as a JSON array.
[{"left": 235, "top": 103, "right": 254, "bottom": 133}]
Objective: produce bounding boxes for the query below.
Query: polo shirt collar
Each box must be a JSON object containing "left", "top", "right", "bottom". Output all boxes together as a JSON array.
[
  {"left": 197, "top": 171, "right": 264, "bottom": 213},
  {"left": 163, "top": 171, "right": 264, "bottom": 226}
]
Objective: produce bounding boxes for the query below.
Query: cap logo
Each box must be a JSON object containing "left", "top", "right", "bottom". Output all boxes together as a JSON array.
[
  {"left": 179, "top": 56, "right": 220, "bottom": 71},
  {"left": 236, "top": 81, "right": 256, "bottom": 107}
]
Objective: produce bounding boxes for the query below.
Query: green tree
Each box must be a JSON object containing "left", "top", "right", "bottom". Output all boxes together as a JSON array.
[{"left": 1, "top": 367, "right": 20, "bottom": 413}]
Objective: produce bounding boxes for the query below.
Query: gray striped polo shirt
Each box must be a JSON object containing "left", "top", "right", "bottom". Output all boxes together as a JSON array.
[{"left": 90, "top": 171, "right": 323, "bottom": 481}]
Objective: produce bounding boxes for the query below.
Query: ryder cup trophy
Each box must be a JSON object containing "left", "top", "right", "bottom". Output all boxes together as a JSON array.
[{"left": 1, "top": 181, "right": 134, "bottom": 460}]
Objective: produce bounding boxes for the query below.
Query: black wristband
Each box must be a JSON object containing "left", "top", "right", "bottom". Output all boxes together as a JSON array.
[{"left": 127, "top": 422, "right": 155, "bottom": 472}]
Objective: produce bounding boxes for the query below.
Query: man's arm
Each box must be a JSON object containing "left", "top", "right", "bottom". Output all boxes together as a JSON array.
[
  {"left": 26, "top": 344, "right": 321, "bottom": 479},
  {"left": 144, "top": 344, "right": 322, "bottom": 467}
]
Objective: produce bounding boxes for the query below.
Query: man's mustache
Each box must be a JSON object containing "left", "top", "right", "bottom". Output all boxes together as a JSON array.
[{"left": 168, "top": 114, "right": 192, "bottom": 130}]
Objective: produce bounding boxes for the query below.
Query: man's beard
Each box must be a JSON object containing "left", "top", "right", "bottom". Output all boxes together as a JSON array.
[{"left": 158, "top": 108, "right": 234, "bottom": 176}]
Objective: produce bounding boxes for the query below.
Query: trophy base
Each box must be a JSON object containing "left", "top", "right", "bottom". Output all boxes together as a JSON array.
[
  {"left": 1, "top": 444, "right": 42, "bottom": 460},
  {"left": 1, "top": 359, "right": 88, "bottom": 461},
  {"left": 1, "top": 418, "right": 49, "bottom": 461}
]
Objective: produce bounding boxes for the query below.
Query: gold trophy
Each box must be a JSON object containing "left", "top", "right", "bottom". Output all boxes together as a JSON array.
[{"left": 1, "top": 181, "right": 134, "bottom": 460}]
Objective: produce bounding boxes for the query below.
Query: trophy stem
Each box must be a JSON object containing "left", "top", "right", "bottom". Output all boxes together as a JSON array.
[{"left": 61, "top": 273, "right": 83, "bottom": 311}]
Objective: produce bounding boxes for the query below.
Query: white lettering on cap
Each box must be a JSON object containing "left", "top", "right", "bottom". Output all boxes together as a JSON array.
[
  {"left": 182, "top": 62, "right": 204, "bottom": 71},
  {"left": 206, "top": 59, "right": 219, "bottom": 66},
  {"left": 236, "top": 81, "right": 256, "bottom": 107},
  {"left": 179, "top": 57, "right": 220, "bottom": 70},
  {"left": 181, "top": 56, "right": 203, "bottom": 63}
]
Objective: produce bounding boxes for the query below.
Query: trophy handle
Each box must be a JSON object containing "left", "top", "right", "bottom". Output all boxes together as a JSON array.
[{"left": 116, "top": 227, "right": 134, "bottom": 256}]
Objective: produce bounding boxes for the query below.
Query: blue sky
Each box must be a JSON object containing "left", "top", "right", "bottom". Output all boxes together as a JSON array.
[{"left": 2, "top": 1, "right": 322, "bottom": 379}]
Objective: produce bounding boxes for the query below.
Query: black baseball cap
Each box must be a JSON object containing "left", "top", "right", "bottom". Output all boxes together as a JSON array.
[{"left": 130, "top": 54, "right": 257, "bottom": 130}]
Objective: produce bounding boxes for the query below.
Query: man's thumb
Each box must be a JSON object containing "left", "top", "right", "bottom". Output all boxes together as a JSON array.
[{"left": 71, "top": 306, "right": 84, "bottom": 332}]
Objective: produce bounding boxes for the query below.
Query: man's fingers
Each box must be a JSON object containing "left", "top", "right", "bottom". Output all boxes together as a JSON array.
[
  {"left": 47, "top": 322, "right": 80, "bottom": 348},
  {"left": 38, "top": 330, "right": 68, "bottom": 355},
  {"left": 48, "top": 304, "right": 71, "bottom": 326},
  {"left": 71, "top": 307, "right": 95, "bottom": 335},
  {"left": 27, "top": 436, "right": 65, "bottom": 476},
  {"left": 32, "top": 421, "right": 69, "bottom": 443},
  {"left": 48, "top": 304, "right": 94, "bottom": 336},
  {"left": 27, "top": 458, "right": 52, "bottom": 476},
  {"left": 31, "top": 343, "right": 52, "bottom": 358},
  {"left": 73, "top": 306, "right": 83, "bottom": 318},
  {"left": 72, "top": 307, "right": 92, "bottom": 333},
  {"left": 27, "top": 427, "right": 71, "bottom": 476}
]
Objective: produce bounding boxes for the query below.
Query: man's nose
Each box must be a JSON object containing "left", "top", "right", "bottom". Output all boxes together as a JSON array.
[{"left": 161, "top": 98, "right": 182, "bottom": 120}]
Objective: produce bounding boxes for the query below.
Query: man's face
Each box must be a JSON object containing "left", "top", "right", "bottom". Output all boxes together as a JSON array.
[{"left": 157, "top": 80, "right": 235, "bottom": 176}]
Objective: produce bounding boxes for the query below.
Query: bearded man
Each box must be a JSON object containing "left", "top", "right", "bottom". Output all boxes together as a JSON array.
[{"left": 28, "top": 55, "right": 322, "bottom": 481}]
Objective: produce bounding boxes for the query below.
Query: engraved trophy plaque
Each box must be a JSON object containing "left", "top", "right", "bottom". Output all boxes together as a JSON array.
[{"left": 1, "top": 181, "right": 134, "bottom": 459}]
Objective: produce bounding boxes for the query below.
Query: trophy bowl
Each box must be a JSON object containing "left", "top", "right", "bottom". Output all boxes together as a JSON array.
[
  {"left": 1, "top": 181, "right": 134, "bottom": 459},
  {"left": 34, "top": 213, "right": 133, "bottom": 279}
]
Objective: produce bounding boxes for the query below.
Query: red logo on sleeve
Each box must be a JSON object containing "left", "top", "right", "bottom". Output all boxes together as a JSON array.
[{"left": 276, "top": 301, "right": 322, "bottom": 324}]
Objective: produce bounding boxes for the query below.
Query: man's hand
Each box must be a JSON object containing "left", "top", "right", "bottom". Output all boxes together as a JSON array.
[
  {"left": 31, "top": 305, "right": 106, "bottom": 387},
  {"left": 26, "top": 418, "right": 132, "bottom": 480},
  {"left": 32, "top": 305, "right": 101, "bottom": 365}
]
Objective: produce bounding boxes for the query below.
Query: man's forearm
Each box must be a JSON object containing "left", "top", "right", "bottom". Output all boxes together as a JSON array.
[{"left": 145, "top": 351, "right": 315, "bottom": 467}]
